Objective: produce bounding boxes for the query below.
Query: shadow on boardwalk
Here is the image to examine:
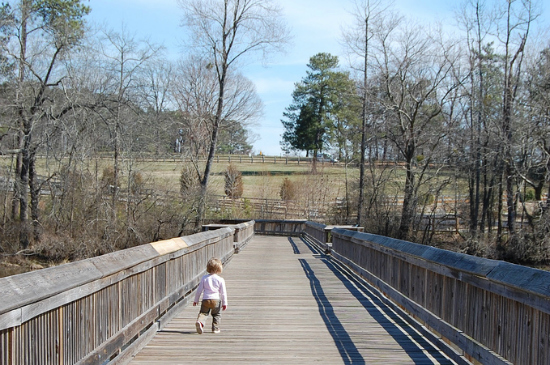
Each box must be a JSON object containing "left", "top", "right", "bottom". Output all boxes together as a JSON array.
[{"left": 293, "top": 237, "right": 454, "bottom": 365}]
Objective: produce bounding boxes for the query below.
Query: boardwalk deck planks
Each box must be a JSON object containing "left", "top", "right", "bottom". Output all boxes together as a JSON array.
[{"left": 128, "top": 236, "right": 458, "bottom": 365}]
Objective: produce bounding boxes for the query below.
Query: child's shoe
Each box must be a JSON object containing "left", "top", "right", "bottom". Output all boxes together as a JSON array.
[
  {"left": 195, "top": 321, "right": 203, "bottom": 334},
  {"left": 212, "top": 328, "right": 220, "bottom": 334}
]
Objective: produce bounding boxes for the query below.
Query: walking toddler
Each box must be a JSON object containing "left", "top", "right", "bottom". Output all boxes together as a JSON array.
[{"left": 193, "top": 258, "right": 228, "bottom": 334}]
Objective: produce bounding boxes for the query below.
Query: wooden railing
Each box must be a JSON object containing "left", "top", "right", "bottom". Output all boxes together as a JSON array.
[
  {"left": 0, "top": 222, "right": 255, "bottom": 365},
  {"left": 208, "top": 219, "right": 306, "bottom": 236},
  {"left": 202, "top": 221, "right": 255, "bottom": 252},
  {"left": 303, "top": 221, "right": 364, "bottom": 253},
  {"left": 254, "top": 219, "right": 306, "bottom": 236},
  {"left": 2, "top": 219, "right": 549, "bottom": 365},
  {"left": 330, "top": 229, "right": 550, "bottom": 365}
]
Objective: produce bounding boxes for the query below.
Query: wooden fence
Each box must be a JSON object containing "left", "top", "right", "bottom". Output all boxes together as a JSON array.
[
  {"left": 29, "top": 154, "right": 329, "bottom": 165},
  {"left": 201, "top": 221, "right": 255, "bottom": 253},
  {"left": 0, "top": 222, "right": 255, "bottom": 365},
  {"left": 205, "top": 218, "right": 306, "bottom": 237},
  {"left": 328, "top": 228, "right": 550, "bottom": 365},
  {"left": 303, "top": 221, "right": 364, "bottom": 253},
  {"left": 2, "top": 218, "right": 549, "bottom": 365}
]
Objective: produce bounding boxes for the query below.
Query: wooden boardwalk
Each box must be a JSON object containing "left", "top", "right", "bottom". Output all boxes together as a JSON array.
[{"left": 128, "top": 235, "right": 458, "bottom": 365}]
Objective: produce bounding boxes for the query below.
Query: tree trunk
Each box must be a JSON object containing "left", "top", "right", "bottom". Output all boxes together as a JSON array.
[
  {"left": 503, "top": 85, "right": 516, "bottom": 236},
  {"left": 195, "top": 65, "right": 228, "bottom": 231},
  {"left": 16, "top": 0, "right": 30, "bottom": 248},
  {"left": 398, "top": 155, "right": 415, "bottom": 240},
  {"left": 29, "top": 147, "right": 40, "bottom": 242},
  {"left": 497, "top": 170, "right": 504, "bottom": 247},
  {"left": 357, "top": 16, "right": 369, "bottom": 227},
  {"left": 19, "top": 128, "right": 30, "bottom": 249},
  {"left": 12, "top": 132, "right": 22, "bottom": 220},
  {"left": 471, "top": 1, "right": 484, "bottom": 236}
]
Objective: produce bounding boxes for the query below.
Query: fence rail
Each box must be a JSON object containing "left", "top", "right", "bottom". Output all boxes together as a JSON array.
[
  {"left": 24, "top": 154, "right": 333, "bottom": 165},
  {"left": 329, "top": 228, "right": 550, "bottom": 365},
  {"left": 0, "top": 222, "right": 255, "bottom": 365},
  {"left": 206, "top": 218, "right": 306, "bottom": 237}
]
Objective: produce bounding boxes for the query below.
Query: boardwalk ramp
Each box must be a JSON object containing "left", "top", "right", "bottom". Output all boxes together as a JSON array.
[{"left": 128, "top": 236, "right": 457, "bottom": 365}]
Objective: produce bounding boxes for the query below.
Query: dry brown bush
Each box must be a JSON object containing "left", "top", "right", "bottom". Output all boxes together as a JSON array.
[
  {"left": 279, "top": 178, "right": 296, "bottom": 201},
  {"left": 224, "top": 163, "right": 243, "bottom": 198}
]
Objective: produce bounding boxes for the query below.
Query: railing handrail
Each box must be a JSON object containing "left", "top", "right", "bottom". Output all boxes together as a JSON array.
[
  {"left": 0, "top": 227, "right": 232, "bottom": 319},
  {"left": 0, "top": 221, "right": 255, "bottom": 365},
  {"left": 334, "top": 229, "right": 550, "bottom": 308},
  {"left": 329, "top": 228, "right": 550, "bottom": 365}
]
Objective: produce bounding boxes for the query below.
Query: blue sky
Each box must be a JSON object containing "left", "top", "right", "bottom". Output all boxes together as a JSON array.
[{"left": 85, "top": 0, "right": 544, "bottom": 156}]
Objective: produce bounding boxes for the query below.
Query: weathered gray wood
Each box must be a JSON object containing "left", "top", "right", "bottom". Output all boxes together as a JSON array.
[
  {"left": 110, "top": 323, "right": 159, "bottom": 365},
  {"left": 0, "top": 260, "right": 103, "bottom": 315},
  {"left": 254, "top": 219, "right": 306, "bottom": 236},
  {"left": 3, "top": 219, "right": 548, "bottom": 365},
  {"left": 127, "top": 236, "right": 460, "bottom": 365},
  {"left": 333, "top": 229, "right": 550, "bottom": 302},
  {"left": 331, "top": 228, "right": 550, "bottom": 365},
  {"left": 0, "top": 309, "right": 21, "bottom": 330},
  {"left": 0, "top": 223, "right": 253, "bottom": 365},
  {"left": 332, "top": 251, "right": 511, "bottom": 365}
]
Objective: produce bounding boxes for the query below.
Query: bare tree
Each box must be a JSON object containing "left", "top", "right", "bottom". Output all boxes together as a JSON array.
[
  {"left": 178, "top": 0, "right": 290, "bottom": 228},
  {"left": 0, "top": 0, "right": 90, "bottom": 247},
  {"left": 173, "top": 56, "right": 262, "bottom": 166},
  {"left": 342, "top": 0, "right": 395, "bottom": 226},
  {"left": 455, "top": 0, "right": 496, "bottom": 237},
  {"left": 137, "top": 58, "right": 175, "bottom": 156},
  {"left": 495, "top": 0, "right": 539, "bottom": 243},
  {"left": 95, "top": 25, "right": 161, "bottom": 228},
  {"left": 373, "top": 20, "right": 458, "bottom": 240}
]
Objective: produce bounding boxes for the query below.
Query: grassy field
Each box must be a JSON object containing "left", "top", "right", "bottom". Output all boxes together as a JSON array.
[
  {"left": 110, "top": 157, "right": 355, "bottom": 201},
  {"left": 0, "top": 154, "right": 357, "bottom": 206},
  {"left": 1, "top": 155, "right": 468, "bottom": 202}
]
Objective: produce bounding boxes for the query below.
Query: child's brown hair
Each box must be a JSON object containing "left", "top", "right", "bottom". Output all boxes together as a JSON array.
[{"left": 206, "top": 258, "right": 223, "bottom": 274}]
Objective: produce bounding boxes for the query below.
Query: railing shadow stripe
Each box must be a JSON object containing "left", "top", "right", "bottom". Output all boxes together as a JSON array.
[
  {"left": 288, "top": 236, "right": 317, "bottom": 254},
  {"left": 299, "top": 258, "right": 365, "bottom": 365},
  {"left": 297, "top": 237, "right": 454, "bottom": 365}
]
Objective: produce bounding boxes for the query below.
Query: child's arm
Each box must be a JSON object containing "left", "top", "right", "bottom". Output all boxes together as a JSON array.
[{"left": 220, "top": 278, "right": 228, "bottom": 310}]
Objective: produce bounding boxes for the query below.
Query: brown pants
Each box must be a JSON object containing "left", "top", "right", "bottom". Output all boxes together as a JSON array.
[{"left": 197, "top": 299, "right": 222, "bottom": 331}]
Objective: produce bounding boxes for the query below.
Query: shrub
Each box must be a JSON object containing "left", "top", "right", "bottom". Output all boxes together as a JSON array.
[
  {"left": 129, "top": 171, "right": 144, "bottom": 194},
  {"left": 180, "top": 164, "right": 200, "bottom": 194},
  {"left": 101, "top": 166, "right": 116, "bottom": 191},
  {"left": 419, "top": 193, "right": 435, "bottom": 205},
  {"left": 279, "top": 178, "right": 296, "bottom": 201},
  {"left": 224, "top": 163, "right": 243, "bottom": 198},
  {"left": 523, "top": 188, "right": 535, "bottom": 202}
]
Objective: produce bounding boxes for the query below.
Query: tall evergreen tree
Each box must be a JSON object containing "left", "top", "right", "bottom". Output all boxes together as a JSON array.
[{"left": 281, "top": 53, "right": 357, "bottom": 161}]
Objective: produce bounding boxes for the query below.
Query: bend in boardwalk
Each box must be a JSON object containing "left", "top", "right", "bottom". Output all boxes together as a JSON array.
[{"left": 128, "top": 235, "right": 457, "bottom": 364}]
